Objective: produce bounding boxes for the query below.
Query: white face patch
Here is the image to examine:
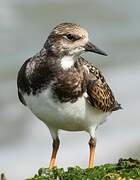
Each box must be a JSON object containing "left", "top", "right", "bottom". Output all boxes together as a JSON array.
[
  {"left": 60, "top": 56, "right": 74, "bottom": 69},
  {"left": 69, "top": 47, "right": 85, "bottom": 56}
]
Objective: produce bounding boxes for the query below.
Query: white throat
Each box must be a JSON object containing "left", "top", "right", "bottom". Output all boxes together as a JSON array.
[{"left": 60, "top": 56, "right": 74, "bottom": 69}]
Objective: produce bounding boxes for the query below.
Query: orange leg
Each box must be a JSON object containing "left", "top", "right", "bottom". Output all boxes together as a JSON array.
[
  {"left": 88, "top": 137, "right": 96, "bottom": 168},
  {"left": 49, "top": 138, "right": 60, "bottom": 169}
]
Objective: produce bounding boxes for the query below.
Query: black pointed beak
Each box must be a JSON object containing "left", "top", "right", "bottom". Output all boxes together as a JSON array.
[{"left": 85, "top": 42, "right": 108, "bottom": 56}]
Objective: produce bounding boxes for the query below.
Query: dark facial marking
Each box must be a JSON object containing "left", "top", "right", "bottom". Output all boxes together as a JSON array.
[{"left": 64, "top": 34, "right": 81, "bottom": 42}]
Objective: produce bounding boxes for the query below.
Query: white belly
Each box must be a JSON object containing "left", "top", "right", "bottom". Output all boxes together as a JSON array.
[{"left": 23, "top": 87, "right": 109, "bottom": 133}]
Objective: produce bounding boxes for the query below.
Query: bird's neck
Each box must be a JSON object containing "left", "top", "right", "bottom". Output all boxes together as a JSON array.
[{"left": 45, "top": 48, "right": 78, "bottom": 69}]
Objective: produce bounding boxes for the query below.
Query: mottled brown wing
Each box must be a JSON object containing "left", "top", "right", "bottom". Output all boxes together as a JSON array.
[
  {"left": 87, "top": 78, "right": 118, "bottom": 112},
  {"left": 78, "top": 57, "right": 121, "bottom": 112},
  {"left": 17, "top": 58, "right": 30, "bottom": 106}
]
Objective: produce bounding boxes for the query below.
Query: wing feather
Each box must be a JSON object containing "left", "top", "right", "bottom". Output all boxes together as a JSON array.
[{"left": 78, "top": 57, "right": 121, "bottom": 112}]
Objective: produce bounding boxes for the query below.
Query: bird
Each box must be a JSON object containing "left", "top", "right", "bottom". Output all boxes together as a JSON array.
[{"left": 17, "top": 23, "right": 121, "bottom": 169}]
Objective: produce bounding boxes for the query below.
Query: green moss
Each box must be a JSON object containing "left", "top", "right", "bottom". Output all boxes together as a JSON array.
[{"left": 27, "top": 158, "right": 140, "bottom": 180}]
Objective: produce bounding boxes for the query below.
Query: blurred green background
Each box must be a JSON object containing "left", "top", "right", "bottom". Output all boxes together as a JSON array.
[{"left": 0, "top": 0, "right": 140, "bottom": 179}]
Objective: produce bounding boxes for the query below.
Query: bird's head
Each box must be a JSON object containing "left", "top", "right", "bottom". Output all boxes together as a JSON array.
[{"left": 44, "top": 23, "right": 107, "bottom": 57}]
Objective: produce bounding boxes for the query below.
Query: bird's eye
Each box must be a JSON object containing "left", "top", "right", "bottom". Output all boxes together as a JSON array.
[{"left": 64, "top": 34, "right": 81, "bottom": 41}]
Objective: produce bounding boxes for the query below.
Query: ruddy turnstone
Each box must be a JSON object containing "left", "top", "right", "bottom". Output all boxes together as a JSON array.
[{"left": 17, "top": 23, "right": 121, "bottom": 169}]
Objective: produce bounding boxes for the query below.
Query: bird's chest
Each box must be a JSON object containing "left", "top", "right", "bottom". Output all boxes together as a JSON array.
[
  {"left": 24, "top": 86, "right": 109, "bottom": 132},
  {"left": 52, "top": 67, "right": 86, "bottom": 103},
  {"left": 24, "top": 87, "right": 86, "bottom": 131}
]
